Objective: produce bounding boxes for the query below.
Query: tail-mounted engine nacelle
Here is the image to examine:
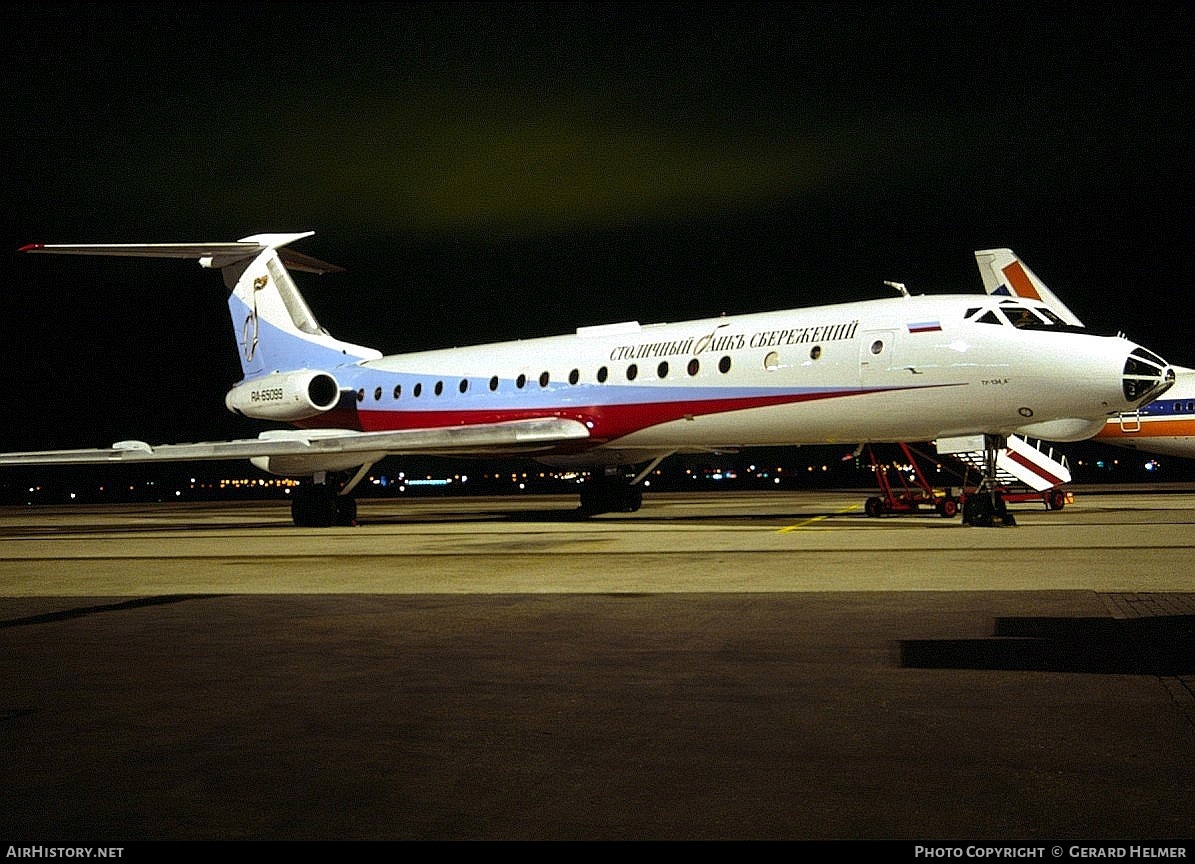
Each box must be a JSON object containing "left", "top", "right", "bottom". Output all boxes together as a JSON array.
[{"left": 225, "top": 369, "right": 341, "bottom": 421}]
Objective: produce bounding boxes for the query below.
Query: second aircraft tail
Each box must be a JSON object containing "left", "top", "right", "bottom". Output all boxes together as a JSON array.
[{"left": 973, "top": 248, "right": 1085, "bottom": 327}]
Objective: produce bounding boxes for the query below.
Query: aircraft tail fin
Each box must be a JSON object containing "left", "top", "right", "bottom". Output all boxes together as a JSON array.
[
  {"left": 973, "top": 248, "right": 1085, "bottom": 327},
  {"left": 21, "top": 232, "right": 382, "bottom": 380}
]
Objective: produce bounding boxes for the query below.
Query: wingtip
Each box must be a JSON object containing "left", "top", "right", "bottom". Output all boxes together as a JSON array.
[{"left": 18, "top": 243, "right": 44, "bottom": 252}]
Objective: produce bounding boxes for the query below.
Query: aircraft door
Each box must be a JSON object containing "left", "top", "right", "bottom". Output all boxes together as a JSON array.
[{"left": 859, "top": 329, "right": 899, "bottom": 386}]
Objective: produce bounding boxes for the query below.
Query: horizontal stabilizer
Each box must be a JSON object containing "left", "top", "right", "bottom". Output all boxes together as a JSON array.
[{"left": 19, "top": 232, "right": 343, "bottom": 274}]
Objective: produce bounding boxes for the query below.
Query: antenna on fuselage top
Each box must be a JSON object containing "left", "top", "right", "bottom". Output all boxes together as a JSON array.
[{"left": 884, "top": 280, "right": 909, "bottom": 297}]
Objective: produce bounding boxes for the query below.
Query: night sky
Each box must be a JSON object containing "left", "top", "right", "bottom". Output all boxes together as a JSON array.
[{"left": 1, "top": 1, "right": 1193, "bottom": 459}]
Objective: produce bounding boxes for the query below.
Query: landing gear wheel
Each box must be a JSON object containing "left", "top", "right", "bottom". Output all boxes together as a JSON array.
[
  {"left": 291, "top": 486, "right": 358, "bottom": 527},
  {"left": 962, "top": 495, "right": 991, "bottom": 527},
  {"left": 292, "top": 486, "right": 337, "bottom": 528},
  {"left": 962, "top": 435, "right": 1019, "bottom": 528},
  {"left": 579, "top": 473, "right": 643, "bottom": 515},
  {"left": 963, "top": 491, "right": 1016, "bottom": 527},
  {"left": 333, "top": 496, "right": 358, "bottom": 527}
]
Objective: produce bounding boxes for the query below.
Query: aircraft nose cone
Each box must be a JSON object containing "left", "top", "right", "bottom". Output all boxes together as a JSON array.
[{"left": 1123, "top": 346, "right": 1175, "bottom": 406}]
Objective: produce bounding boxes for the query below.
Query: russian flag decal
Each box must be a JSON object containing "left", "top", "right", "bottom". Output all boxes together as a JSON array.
[{"left": 907, "top": 320, "right": 942, "bottom": 333}]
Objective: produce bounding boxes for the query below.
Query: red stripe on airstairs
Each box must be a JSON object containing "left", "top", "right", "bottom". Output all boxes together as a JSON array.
[{"left": 1003, "top": 447, "right": 1067, "bottom": 488}]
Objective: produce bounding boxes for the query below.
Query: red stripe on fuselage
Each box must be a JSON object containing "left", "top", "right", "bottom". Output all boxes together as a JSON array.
[
  {"left": 295, "top": 386, "right": 952, "bottom": 439},
  {"left": 362, "top": 392, "right": 863, "bottom": 439}
]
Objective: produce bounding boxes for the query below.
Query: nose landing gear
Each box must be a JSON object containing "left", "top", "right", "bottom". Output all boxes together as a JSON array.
[{"left": 962, "top": 435, "right": 1017, "bottom": 527}]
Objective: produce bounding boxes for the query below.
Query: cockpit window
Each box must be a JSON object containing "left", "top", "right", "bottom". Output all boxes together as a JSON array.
[
  {"left": 1007, "top": 308, "right": 1039, "bottom": 328},
  {"left": 971, "top": 300, "right": 1082, "bottom": 331},
  {"left": 990, "top": 302, "right": 1059, "bottom": 329},
  {"left": 1035, "top": 306, "right": 1066, "bottom": 326}
]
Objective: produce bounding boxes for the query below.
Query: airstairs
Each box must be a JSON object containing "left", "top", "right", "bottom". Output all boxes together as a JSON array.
[
  {"left": 945, "top": 434, "right": 1071, "bottom": 492},
  {"left": 861, "top": 435, "right": 1073, "bottom": 519}
]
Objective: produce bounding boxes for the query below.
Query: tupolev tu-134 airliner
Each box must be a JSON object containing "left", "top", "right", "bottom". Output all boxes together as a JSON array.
[{"left": 1, "top": 232, "right": 1176, "bottom": 527}]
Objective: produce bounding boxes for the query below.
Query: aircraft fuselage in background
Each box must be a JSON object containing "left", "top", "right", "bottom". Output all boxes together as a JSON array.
[{"left": 1092, "top": 367, "right": 1195, "bottom": 458}]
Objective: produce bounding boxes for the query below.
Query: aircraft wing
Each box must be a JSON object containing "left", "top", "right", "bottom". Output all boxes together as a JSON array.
[{"left": 0, "top": 417, "right": 591, "bottom": 466}]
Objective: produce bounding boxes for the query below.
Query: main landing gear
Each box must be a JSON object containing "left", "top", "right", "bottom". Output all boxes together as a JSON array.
[
  {"left": 962, "top": 434, "right": 1017, "bottom": 528},
  {"left": 291, "top": 472, "right": 360, "bottom": 527},
  {"left": 578, "top": 467, "right": 645, "bottom": 515}
]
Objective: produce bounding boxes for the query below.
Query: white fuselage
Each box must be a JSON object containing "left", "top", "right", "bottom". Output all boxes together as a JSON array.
[{"left": 294, "top": 292, "right": 1165, "bottom": 467}]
